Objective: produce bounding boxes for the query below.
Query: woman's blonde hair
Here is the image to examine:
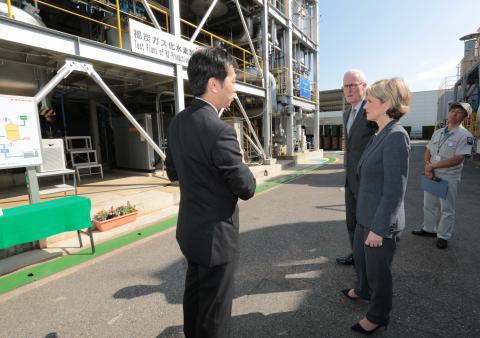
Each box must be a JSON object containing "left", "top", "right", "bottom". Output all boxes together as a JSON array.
[{"left": 366, "top": 78, "right": 411, "bottom": 119}]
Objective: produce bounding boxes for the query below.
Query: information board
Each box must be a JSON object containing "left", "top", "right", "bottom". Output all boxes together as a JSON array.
[
  {"left": 0, "top": 94, "right": 42, "bottom": 169},
  {"left": 299, "top": 77, "right": 311, "bottom": 99},
  {"left": 129, "top": 19, "right": 199, "bottom": 67}
]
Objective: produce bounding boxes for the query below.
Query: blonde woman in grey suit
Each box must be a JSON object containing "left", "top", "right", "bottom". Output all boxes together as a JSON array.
[{"left": 341, "top": 78, "right": 411, "bottom": 335}]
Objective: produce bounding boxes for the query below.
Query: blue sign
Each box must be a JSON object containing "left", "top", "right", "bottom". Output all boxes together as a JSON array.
[{"left": 299, "top": 77, "right": 311, "bottom": 99}]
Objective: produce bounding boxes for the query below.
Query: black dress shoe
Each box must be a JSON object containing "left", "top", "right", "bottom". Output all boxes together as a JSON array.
[
  {"left": 351, "top": 322, "right": 387, "bottom": 335},
  {"left": 411, "top": 229, "right": 437, "bottom": 237},
  {"left": 341, "top": 289, "right": 360, "bottom": 300},
  {"left": 336, "top": 254, "right": 354, "bottom": 265},
  {"left": 437, "top": 238, "right": 448, "bottom": 249}
]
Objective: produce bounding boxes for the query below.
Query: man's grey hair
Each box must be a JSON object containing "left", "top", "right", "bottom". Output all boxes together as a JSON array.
[{"left": 344, "top": 69, "right": 366, "bottom": 83}]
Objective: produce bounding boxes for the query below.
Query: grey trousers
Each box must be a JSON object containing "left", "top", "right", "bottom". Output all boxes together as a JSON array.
[
  {"left": 345, "top": 183, "right": 357, "bottom": 248},
  {"left": 353, "top": 225, "right": 397, "bottom": 326},
  {"left": 422, "top": 176, "right": 459, "bottom": 240}
]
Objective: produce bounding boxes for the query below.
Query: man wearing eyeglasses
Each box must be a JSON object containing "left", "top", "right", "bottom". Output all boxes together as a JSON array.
[{"left": 337, "top": 69, "right": 377, "bottom": 266}]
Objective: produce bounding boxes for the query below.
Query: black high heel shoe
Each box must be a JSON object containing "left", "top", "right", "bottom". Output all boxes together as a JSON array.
[
  {"left": 351, "top": 322, "right": 387, "bottom": 335},
  {"left": 341, "top": 288, "right": 360, "bottom": 300}
]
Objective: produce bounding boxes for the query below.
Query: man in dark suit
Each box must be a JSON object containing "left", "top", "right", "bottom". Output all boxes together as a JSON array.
[
  {"left": 337, "top": 69, "right": 377, "bottom": 265},
  {"left": 165, "top": 47, "right": 256, "bottom": 337}
]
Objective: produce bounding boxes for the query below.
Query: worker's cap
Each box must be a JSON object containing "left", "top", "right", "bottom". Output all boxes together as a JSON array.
[{"left": 449, "top": 101, "right": 472, "bottom": 116}]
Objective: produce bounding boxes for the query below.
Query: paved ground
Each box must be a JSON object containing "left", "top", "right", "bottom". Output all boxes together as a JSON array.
[{"left": 0, "top": 144, "right": 479, "bottom": 337}]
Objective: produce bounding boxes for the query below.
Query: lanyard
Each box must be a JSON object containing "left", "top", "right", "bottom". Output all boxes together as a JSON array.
[{"left": 437, "top": 128, "right": 453, "bottom": 154}]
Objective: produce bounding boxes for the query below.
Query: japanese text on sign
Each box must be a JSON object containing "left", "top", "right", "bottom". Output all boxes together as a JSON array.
[{"left": 129, "top": 19, "right": 199, "bottom": 67}]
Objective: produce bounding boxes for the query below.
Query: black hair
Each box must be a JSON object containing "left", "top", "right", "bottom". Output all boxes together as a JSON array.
[{"left": 187, "top": 47, "right": 238, "bottom": 97}]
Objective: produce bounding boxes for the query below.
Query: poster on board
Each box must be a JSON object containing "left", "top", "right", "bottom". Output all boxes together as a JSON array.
[{"left": 0, "top": 94, "right": 42, "bottom": 170}]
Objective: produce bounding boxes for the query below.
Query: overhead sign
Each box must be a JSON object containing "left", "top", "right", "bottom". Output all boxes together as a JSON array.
[
  {"left": 129, "top": 19, "right": 199, "bottom": 67},
  {"left": 299, "top": 77, "right": 311, "bottom": 99},
  {"left": 0, "top": 94, "right": 42, "bottom": 169}
]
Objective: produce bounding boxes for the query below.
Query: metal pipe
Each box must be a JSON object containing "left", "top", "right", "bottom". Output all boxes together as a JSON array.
[
  {"left": 190, "top": 0, "right": 218, "bottom": 43},
  {"left": 88, "top": 66, "right": 166, "bottom": 160},
  {"left": 34, "top": 64, "right": 73, "bottom": 104},
  {"left": 243, "top": 50, "right": 246, "bottom": 82},
  {"left": 169, "top": 0, "right": 184, "bottom": 114},
  {"left": 115, "top": 0, "right": 123, "bottom": 49},
  {"left": 26, "top": 167, "right": 40, "bottom": 203},
  {"left": 6, "top": 0, "right": 12, "bottom": 18},
  {"left": 155, "top": 94, "right": 165, "bottom": 149},
  {"left": 181, "top": 18, "right": 260, "bottom": 56},
  {"left": 234, "top": 95, "right": 266, "bottom": 159},
  {"left": 60, "top": 93, "right": 67, "bottom": 136},
  {"left": 262, "top": 0, "right": 271, "bottom": 158},
  {"left": 233, "top": 0, "right": 264, "bottom": 80},
  {"left": 141, "top": 0, "right": 161, "bottom": 30},
  {"left": 244, "top": 133, "right": 263, "bottom": 158},
  {"left": 313, "top": 0, "right": 320, "bottom": 151}
]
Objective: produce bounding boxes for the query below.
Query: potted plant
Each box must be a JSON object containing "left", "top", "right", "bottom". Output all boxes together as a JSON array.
[{"left": 92, "top": 201, "right": 138, "bottom": 231}]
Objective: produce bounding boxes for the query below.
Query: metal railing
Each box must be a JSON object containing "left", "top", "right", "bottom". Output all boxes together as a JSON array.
[
  {"left": 269, "top": 0, "right": 285, "bottom": 15},
  {"left": 272, "top": 67, "right": 318, "bottom": 103},
  {"left": 292, "top": 0, "right": 314, "bottom": 39},
  {"left": 6, "top": 0, "right": 13, "bottom": 18},
  {"left": 292, "top": 71, "right": 317, "bottom": 103},
  {"left": 180, "top": 18, "right": 262, "bottom": 84},
  {"left": 6, "top": 0, "right": 261, "bottom": 84},
  {"left": 272, "top": 67, "right": 288, "bottom": 96}
]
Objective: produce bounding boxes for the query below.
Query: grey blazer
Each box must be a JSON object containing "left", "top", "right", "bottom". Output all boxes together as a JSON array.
[
  {"left": 356, "top": 120, "right": 410, "bottom": 238},
  {"left": 343, "top": 101, "right": 377, "bottom": 196}
]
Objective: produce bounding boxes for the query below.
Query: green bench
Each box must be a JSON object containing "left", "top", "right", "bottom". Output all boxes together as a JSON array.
[{"left": 0, "top": 196, "right": 95, "bottom": 254}]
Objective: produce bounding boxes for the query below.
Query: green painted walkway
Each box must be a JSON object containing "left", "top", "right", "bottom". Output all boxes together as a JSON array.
[{"left": 0, "top": 158, "right": 334, "bottom": 295}]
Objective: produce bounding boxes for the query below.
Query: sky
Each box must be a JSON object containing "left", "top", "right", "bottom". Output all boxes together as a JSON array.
[{"left": 318, "top": 0, "right": 480, "bottom": 92}]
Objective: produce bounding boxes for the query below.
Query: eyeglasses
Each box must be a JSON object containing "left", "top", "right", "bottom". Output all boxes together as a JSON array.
[{"left": 342, "top": 83, "right": 362, "bottom": 90}]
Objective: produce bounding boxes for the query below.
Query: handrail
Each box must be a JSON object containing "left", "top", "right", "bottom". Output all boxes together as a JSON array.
[
  {"left": 89, "top": 0, "right": 160, "bottom": 28},
  {"left": 180, "top": 18, "right": 258, "bottom": 57},
  {"left": 272, "top": 67, "right": 318, "bottom": 103},
  {"left": 16, "top": 0, "right": 262, "bottom": 84},
  {"left": 115, "top": 0, "right": 122, "bottom": 48},
  {"left": 180, "top": 18, "right": 263, "bottom": 84},
  {"left": 269, "top": 0, "right": 285, "bottom": 15},
  {"left": 142, "top": 2, "right": 169, "bottom": 32},
  {"left": 292, "top": 0, "right": 313, "bottom": 38},
  {"left": 6, "top": 0, "right": 12, "bottom": 18},
  {"left": 32, "top": 0, "right": 117, "bottom": 29}
]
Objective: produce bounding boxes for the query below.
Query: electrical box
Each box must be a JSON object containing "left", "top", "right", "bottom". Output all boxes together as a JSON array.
[
  {"left": 113, "top": 113, "right": 156, "bottom": 171},
  {"left": 38, "top": 138, "right": 66, "bottom": 172}
]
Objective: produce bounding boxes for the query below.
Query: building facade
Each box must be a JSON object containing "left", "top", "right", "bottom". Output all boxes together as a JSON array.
[{"left": 0, "top": 0, "right": 321, "bottom": 183}]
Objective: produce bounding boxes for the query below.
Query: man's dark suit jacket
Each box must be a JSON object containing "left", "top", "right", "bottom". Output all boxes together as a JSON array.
[
  {"left": 343, "top": 101, "right": 377, "bottom": 196},
  {"left": 356, "top": 120, "right": 410, "bottom": 237},
  {"left": 165, "top": 99, "right": 256, "bottom": 267}
]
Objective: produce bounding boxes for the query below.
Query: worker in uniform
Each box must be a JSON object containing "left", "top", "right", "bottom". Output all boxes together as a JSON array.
[{"left": 412, "top": 102, "right": 474, "bottom": 249}]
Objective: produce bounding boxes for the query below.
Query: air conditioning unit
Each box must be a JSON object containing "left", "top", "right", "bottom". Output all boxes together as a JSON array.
[{"left": 38, "top": 139, "right": 66, "bottom": 172}]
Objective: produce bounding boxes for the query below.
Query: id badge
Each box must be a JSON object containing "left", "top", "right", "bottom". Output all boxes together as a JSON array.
[{"left": 434, "top": 155, "right": 441, "bottom": 161}]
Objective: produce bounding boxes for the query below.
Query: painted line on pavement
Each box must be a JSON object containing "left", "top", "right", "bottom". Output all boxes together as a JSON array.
[{"left": 0, "top": 157, "right": 335, "bottom": 295}]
